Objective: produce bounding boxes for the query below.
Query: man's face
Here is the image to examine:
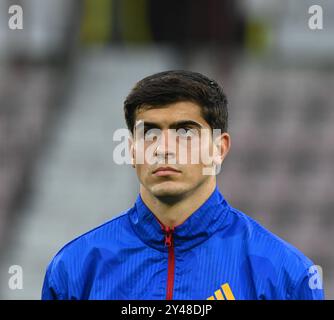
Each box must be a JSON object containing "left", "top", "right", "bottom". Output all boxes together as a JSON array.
[{"left": 130, "top": 101, "right": 227, "bottom": 200}]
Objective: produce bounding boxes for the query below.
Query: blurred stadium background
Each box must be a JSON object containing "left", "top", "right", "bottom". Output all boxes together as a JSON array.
[{"left": 0, "top": 0, "right": 333, "bottom": 299}]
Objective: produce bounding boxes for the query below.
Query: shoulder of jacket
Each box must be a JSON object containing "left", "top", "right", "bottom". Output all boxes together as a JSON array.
[
  {"left": 228, "top": 206, "right": 314, "bottom": 270},
  {"left": 49, "top": 207, "right": 133, "bottom": 268}
]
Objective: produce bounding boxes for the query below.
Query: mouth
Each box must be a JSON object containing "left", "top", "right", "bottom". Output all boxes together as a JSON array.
[{"left": 152, "top": 166, "right": 182, "bottom": 177}]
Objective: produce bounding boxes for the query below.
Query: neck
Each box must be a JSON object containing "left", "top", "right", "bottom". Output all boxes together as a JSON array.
[{"left": 140, "top": 178, "right": 216, "bottom": 228}]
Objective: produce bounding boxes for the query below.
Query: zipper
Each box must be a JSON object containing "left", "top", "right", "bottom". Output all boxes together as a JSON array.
[{"left": 164, "top": 226, "right": 175, "bottom": 300}]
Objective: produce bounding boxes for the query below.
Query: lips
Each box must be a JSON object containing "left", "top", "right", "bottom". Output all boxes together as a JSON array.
[{"left": 152, "top": 166, "right": 181, "bottom": 177}]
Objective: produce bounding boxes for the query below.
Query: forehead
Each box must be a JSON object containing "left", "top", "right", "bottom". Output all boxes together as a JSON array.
[{"left": 135, "top": 101, "right": 210, "bottom": 127}]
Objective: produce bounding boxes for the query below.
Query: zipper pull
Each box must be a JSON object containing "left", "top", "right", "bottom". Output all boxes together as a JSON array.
[{"left": 164, "top": 226, "right": 175, "bottom": 247}]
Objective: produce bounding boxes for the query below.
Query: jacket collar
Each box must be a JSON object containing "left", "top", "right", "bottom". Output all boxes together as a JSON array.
[{"left": 128, "top": 186, "right": 231, "bottom": 252}]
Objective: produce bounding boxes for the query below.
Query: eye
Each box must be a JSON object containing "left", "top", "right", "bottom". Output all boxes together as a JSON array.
[
  {"left": 144, "top": 128, "right": 160, "bottom": 140},
  {"left": 176, "top": 127, "right": 197, "bottom": 139}
]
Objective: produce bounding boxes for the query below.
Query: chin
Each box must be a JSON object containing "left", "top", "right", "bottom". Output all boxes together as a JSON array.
[{"left": 150, "top": 182, "right": 188, "bottom": 200}]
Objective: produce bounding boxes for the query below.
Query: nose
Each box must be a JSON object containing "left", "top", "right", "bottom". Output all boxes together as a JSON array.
[{"left": 154, "top": 129, "right": 176, "bottom": 159}]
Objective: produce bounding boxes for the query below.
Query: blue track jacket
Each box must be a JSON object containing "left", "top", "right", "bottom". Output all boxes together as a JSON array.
[{"left": 42, "top": 187, "right": 324, "bottom": 300}]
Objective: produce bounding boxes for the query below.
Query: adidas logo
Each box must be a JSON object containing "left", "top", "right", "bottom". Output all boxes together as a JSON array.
[{"left": 207, "top": 283, "right": 235, "bottom": 300}]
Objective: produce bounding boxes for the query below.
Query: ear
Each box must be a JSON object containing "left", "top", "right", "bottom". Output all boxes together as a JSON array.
[
  {"left": 212, "top": 132, "right": 231, "bottom": 166},
  {"left": 128, "top": 136, "right": 136, "bottom": 168}
]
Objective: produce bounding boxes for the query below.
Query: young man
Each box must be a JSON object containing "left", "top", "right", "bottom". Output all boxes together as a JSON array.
[{"left": 42, "top": 70, "right": 324, "bottom": 300}]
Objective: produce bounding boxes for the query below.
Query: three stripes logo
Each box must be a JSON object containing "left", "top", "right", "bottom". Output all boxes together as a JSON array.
[{"left": 207, "top": 283, "right": 235, "bottom": 300}]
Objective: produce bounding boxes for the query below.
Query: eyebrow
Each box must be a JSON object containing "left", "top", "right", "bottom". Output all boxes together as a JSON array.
[{"left": 138, "top": 120, "right": 205, "bottom": 130}]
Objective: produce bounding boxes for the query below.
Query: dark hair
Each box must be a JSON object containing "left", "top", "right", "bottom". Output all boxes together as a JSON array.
[{"left": 124, "top": 70, "right": 228, "bottom": 133}]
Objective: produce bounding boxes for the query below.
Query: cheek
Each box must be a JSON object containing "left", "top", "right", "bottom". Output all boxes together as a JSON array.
[
  {"left": 177, "top": 139, "right": 202, "bottom": 163},
  {"left": 135, "top": 164, "right": 149, "bottom": 181},
  {"left": 181, "top": 164, "right": 206, "bottom": 181}
]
